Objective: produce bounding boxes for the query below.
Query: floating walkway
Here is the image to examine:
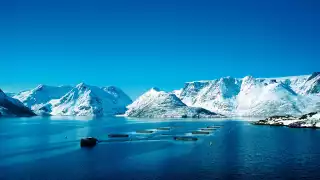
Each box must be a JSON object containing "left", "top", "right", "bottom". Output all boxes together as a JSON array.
[{"left": 80, "top": 124, "right": 222, "bottom": 148}]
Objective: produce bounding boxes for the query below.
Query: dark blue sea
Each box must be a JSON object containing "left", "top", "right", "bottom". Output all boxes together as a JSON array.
[{"left": 1, "top": 117, "right": 320, "bottom": 180}]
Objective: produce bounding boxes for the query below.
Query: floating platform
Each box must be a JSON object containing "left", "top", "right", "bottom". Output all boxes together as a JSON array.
[
  {"left": 207, "top": 126, "right": 221, "bottom": 128},
  {"left": 161, "top": 133, "right": 174, "bottom": 136},
  {"left": 156, "top": 127, "right": 171, "bottom": 130},
  {"left": 80, "top": 137, "right": 98, "bottom": 147},
  {"left": 136, "top": 130, "right": 154, "bottom": 134},
  {"left": 108, "top": 134, "right": 129, "bottom": 138},
  {"left": 200, "top": 128, "right": 215, "bottom": 131},
  {"left": 192, "top": 131, "right": 210, "bottom": 135},
  {"left": 173, "top": 136, "right": 198, "bottom": 141}
]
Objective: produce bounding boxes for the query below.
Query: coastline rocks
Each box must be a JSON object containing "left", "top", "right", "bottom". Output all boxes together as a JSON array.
[
  {"left": 252, "top": 112, "right": 320, "bottom": 129},
  {"left": 251, "top": 120, "right": 269, "bottom": 125},
  {"left": 287, "top": 121, "right": 305, "bottom": 128}
]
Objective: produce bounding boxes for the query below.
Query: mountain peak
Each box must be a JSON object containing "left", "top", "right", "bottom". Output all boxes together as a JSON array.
[
  {"left": 177, "top": 73, "right": 320, "bottom": 116},
  {"left": 0, "top": 89, "right": 6, "bottom": 98},
  {"left": 76, "top": 82, "right": 89, "bottom": 89},
  {"left": 151, "top": 87, "right": 161, "bottom": 91},
  {"left": 0, "top": 89, "right": 35, "bottom": 117},
  {"left": 307, "top": 72, "right": 320, "bottom": 81},
  {"left": 125, "top": 88, "right": 221, "bottom": 118},
  {"left": 48, "top": 84, "right": 131, "bottom": 116},
  {"left": 243, "top": 75, "right": 254, "bottom": 81},
  {"left": 35, "top": 84, "right": 48, "bottom": 91}
]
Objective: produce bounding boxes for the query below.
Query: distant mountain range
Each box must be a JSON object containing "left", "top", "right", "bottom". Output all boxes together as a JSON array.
[
  {"left": 12, "top": 83, "right": 132, "bottom": 117},
  {"left": 175, "top": 72, "right": 320, "bottom": 117},
  {"left": 1, "top": 72, "right": 319, "bottom": 118},
  {"left": 125, "top": 88, "right": 223, "bottom": 118}
]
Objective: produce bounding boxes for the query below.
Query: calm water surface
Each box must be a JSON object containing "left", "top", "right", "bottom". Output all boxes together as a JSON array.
[{"left": 0, "top": 116, "right": 320, "bottom": 180}]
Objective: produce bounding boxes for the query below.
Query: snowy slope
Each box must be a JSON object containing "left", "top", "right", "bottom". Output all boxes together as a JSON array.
[
  {"left": 0, "top": 89, "right": 35, "bottom": 117},
  {"left": 178, "top": 72, "right": 320, "bottom": 117},
  {"left": 180, "top": 77, "right": 241, "bottom": 115},
  {"left": 14, "top": 85, "right": 72, "bottom": 113},
  {"left": 125, "top": 88, "right": 223, "bottom": 118},
  {"left": 47, "top": 83, "right": 132, "bottom": 116}
]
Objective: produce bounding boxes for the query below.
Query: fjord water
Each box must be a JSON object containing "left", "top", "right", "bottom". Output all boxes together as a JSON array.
[{"left": 0, "top": 117, "right": 320, "bottom": 180}]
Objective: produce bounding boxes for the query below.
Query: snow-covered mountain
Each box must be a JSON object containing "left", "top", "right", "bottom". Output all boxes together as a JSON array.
[
  {"left": 125, "top": 88, "right": 223, "bottom": 118},
  {"left": 178, "top": 72, "right": 320, "bottom": 117},
  {"left": 49, "top": 83, "right": 132, "bottom": 116},
  {"left": 0, "top": 89, "right": 35, "bottom": 117},
  {"left": 14, "top": 85, "right": 72, "bottom": 112},
  {"left": 14, "top": 83, "right": 132, "bottom": 116}
]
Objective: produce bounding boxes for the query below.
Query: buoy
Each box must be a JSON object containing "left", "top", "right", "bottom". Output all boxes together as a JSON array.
[{"left": 156, "top": 127, "right": 171, "bottom": 130}]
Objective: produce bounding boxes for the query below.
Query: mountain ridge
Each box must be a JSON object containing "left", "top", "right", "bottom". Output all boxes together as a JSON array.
[
  {"left": 178, "top": 72, "right": 320, "bottom": 117},
  {"left": 13, "top": 83, "right": 132, "bottom": 117},
  {"left": 0, "top": 89, "right": 35, "bottom": 117}
]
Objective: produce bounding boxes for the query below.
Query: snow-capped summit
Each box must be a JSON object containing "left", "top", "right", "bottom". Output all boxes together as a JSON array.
[
  {"left": 0, "top": 89, "right": 35, "bottom": 117},
  {"left": 125, "top": 88, "right": 222, "bottom": 118},
  {"left": 177, "top": 73, "right": 320, "bottom": 117},
  {"left": 236, "top": 77, "right": 302, "bottom": 116},
  {"left": 299, "top": 72, "right": 320, "bottom": 95},
  {"left": 14, "top": 84, "right": 73, "bottom": 112},
  {"left": 13, "top": 83, "right": 132, "bottom": 116},
  {"left": 179, "top": 77, "right": 241, "bottom": 115},
  {"left": 49, "top": 83, "right": 132, "bottom": 116}
]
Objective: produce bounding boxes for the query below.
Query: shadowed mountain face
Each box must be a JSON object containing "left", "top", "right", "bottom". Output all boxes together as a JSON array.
[{"left": 0, "top": 89, "right": 35, "bottom": 117}]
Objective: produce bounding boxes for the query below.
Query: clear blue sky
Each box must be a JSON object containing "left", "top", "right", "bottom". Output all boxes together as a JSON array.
[{"left": 1, "top": 0, "right": 319, "bottom": 98}]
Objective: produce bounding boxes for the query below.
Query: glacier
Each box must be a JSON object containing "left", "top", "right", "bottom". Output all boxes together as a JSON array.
[{"left": 125, "top": 88, "right": 223, "bottom": 118}]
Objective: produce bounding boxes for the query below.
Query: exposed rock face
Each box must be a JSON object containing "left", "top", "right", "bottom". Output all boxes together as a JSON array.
[
  {"left": 125, "top": 88, "right": 223, "bottom": 118},
  {"left": 0, "top": 89, "right": 35, "bottom": 117}
]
